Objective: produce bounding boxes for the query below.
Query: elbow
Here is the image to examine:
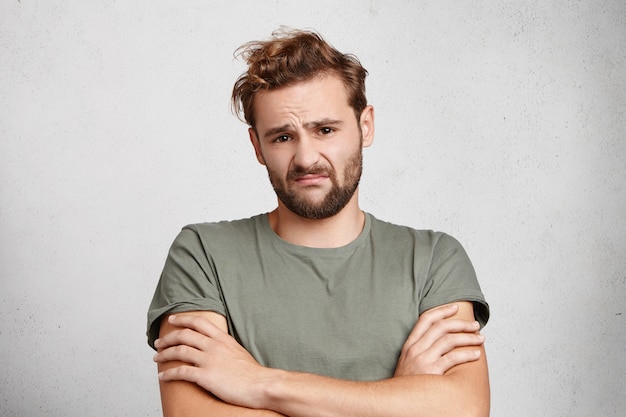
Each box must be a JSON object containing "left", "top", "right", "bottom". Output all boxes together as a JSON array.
[
  {"left": 446, "top": 350, "right": 490, "bottom": 417},
  {"left": 456, "top": 382, "right": 490, "bottom": 417},
  {"left": 458, "top": 383, "right": 490, "bottom": 417},
  {"left": 445, "top": 370, "right": 490, "bottom": 417},
  {"left": 444, "top": 391, "right": 488, "bottom": 417},
  {"left": 463, "top": 398, "right": 490, "bottom": 417}
]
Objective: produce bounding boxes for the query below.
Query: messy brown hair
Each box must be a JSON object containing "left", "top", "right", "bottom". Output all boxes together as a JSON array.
[{"left": 231, "top": 28, "right": 368, "bottom": 128}]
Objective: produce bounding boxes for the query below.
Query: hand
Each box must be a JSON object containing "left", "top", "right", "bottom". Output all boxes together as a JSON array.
[
  {"left": 394, "top": 303, "right": 485, "bottom": 377},
  {"left": 153, "top": 314, "right": 274, "bottom": 409}
]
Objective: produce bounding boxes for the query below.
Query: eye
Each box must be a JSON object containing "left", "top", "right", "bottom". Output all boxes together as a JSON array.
[
  {"left": 273, "top": 135, "right": 291, "bottom": 143},
  {"left": 319, "top": 127, "right": 335, "bottom": 135}
]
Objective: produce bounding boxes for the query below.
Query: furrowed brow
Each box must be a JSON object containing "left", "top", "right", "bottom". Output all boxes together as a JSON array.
[
  {"left": 262, "top": 124, "right": 292, "bottom": 139},
  {"left": 305, "top": 119, "right": 343, "bottom": 129},
  {"left": 262, "top": 119, "right": 342, "bottom": 139}
]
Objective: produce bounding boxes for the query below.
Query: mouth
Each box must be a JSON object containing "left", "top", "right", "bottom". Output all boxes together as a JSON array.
[{"left": 293, "top": 173, "right": 329, "bottom": 186}]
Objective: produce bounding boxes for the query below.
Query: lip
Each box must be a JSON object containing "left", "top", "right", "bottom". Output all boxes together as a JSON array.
[{"left": 294, "top": 174, "right": 329, "bottom": 186}]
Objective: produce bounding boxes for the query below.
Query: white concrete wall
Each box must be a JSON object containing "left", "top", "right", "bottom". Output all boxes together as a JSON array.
[{"left": 1, "top": 1, "right": 624, "bottom": 416}]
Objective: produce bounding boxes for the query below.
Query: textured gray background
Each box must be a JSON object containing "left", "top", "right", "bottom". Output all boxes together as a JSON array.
[{"left": 1, "top": 1, "right": 624, "bottom": 416}]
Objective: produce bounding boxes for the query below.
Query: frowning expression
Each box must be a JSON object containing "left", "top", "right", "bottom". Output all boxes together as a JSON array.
[{"left": 249, "top": 74, "right": 374, "bottom": 219}]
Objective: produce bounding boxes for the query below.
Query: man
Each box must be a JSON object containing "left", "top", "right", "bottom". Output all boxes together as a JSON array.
[{"left": 148, "top": 28, "right": 490, "bottom": 417}]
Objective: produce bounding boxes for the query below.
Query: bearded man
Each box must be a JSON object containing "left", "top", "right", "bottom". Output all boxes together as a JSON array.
[{"left": 148, "top": 28, "right": 490, "bottom": 417}]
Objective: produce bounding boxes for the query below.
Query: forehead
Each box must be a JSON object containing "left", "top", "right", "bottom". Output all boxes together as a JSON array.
[{"left": 253, "top": 74, "right": 352, "bottom": 130}]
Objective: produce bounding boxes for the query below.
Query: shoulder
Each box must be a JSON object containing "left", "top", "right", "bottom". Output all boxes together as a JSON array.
[
  {"left": 169, "top": 214, "right": 268, "bottom": 252},
  {"left": 366, "top": 214, "right": 471, "bottom": 262},
  {"left": 367, "top": 213, "right": 455, "bottom": 247},
  {"left": 368, "top": 216, "right": 488, "bottom": 324},
  {"left": 183, "top": 214, "right": 265, "bottom": 236}
]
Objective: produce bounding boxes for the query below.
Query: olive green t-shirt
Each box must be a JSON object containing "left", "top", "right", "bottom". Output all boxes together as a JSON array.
[{"left": 147, "top": 213, "right": 489, "bottom": 381}]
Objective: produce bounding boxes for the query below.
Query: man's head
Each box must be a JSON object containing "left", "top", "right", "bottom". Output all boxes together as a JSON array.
[
  {"left": 232, "top": 29, "right": 374, "bottom": 220},
  {"left": 231, "top": 28, "right": 368, "bottom": 129},
  {"left": 250, "top": 74, "right": 373, "bottom": 219}
]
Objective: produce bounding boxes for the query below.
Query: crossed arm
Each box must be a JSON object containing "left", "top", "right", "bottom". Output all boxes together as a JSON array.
[{"left": 154, "top": 301, "right": 489, "bottom": 417}]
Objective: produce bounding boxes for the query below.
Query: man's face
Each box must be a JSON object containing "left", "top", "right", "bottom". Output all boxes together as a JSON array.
[{"left": 249, "top": 74, "right": 374, "bottom": 219}]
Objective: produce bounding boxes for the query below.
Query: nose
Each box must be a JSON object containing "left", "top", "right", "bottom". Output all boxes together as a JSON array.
[{"left": 292, "top": 135, "right": 320, "bottom": 170}]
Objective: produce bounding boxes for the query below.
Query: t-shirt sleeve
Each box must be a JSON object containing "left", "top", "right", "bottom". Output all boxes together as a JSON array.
[
  {"left": 419, "top": 233, "right": 490, "bottom": 328},
  {"left": 146, "top": 226, "right": 226, "bottom": 350}
]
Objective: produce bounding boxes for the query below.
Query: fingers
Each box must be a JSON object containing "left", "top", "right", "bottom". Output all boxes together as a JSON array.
[
  {"left": 154, "top": 314, "right": 227, "bottom": 366},
  {"left": 154, "top": 343, "right": 202, "bottom": 366},
  {"left": 416, "top": 346, "right": 482, "bottom": 376},
  {"left": 154, "top": 314, "right": 226, "bottom": 351},
  {"left": 167, "top": 314, "right": 225, "bottom": 339},
  {"left": 154, "top": 326, "right": 208, "bottom": 352},
  {"left": 406, "top": 331, "right": 485, "bottom": 362},
  {"left": 403, "top": 304, "right": 462, "bottom": 347},
  {"left": 438, "top": 347, "right": 482, "bottom": 370},
  {"left": 158, "top": 362, "right": 203, "bottom": 383},
  {"left": 395, "top": 332, "right": 485, "bottom": 376},
  {"left": 403, "top": 309, "right": 481, "bottom": 354},
  {"left": 404, "top": 318, "right": 481, "bottom": 355},
  {"left": 402, "top": 330, "right": 485, "bottom": 361},
  {"left": 395, "top": 303, "right": 486, "bottom": 376}
]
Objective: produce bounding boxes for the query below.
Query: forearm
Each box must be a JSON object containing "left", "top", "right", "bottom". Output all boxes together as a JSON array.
[
  {"left": 161, "top": 360, "right": 487, "bottom": 417},
  {"left": 261, "top": 350, "right": 489, "bottom": 417},
  {"left": 160, "top": 376, "right": 287, "bottom": 417}
]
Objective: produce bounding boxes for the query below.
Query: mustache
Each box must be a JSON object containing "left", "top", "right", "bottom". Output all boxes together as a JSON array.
[{"left": 286, "top": 165, "right": 332, "bottom": 181}]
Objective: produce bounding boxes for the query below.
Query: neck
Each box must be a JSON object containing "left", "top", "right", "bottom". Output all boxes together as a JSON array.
[{"left": 268, "top": 191, "right": 365, "bottom": 248}]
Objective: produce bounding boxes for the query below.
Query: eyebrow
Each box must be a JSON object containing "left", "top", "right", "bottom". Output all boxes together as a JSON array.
[{"left": 262, "top": 118, "right": 344, "bottom": 139}]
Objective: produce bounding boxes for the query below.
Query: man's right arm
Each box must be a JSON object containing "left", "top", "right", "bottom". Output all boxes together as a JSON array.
[{"left": 157, "top": 311, "right": 286, "bottom": 417}]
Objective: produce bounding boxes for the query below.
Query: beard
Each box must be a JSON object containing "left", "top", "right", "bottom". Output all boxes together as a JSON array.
[{"left": 266, "top": 147, "right": 363, "bottom": 219}]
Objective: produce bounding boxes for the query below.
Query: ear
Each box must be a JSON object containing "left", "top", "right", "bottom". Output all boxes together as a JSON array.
[
  {"left": 359, "top": 105, "right": 375, "bottom": 148},
  {"left": 249, "top": 128, "right": 266, "bottom": 165}
]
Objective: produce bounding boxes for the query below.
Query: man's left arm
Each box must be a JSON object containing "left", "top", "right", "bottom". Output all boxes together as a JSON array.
[{"left": 154, "top": 301, "right": 489, "bottom": 417}]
